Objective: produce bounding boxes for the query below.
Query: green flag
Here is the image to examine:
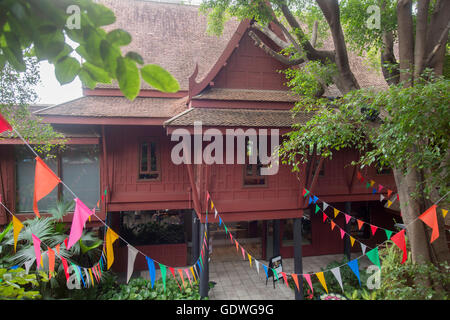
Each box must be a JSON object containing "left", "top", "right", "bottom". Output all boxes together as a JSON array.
[
  {"left": 315, "top": 204, "right": 320, "bottom": 214},
  {"left": 159, "top": 264, "right": 167, "bottom": 291},
  {"left": 385, "top": 229, "right": 393, "bottom": 240},
  {"left": 366, "top": 247, "right": 381, "bottom": 269}
]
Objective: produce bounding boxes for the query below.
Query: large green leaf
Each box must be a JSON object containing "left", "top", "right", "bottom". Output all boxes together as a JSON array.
[
  {"left": 141, "top": 64, "right": 180, "bottom": 93},
  {"left": 82, "top": 61, "right": 111, "bottom": 84},
  {"left": 116, "top": 57, "right": 140, "bottom": 100},
  {"left": 106, "top": 29, "right": 132, "bottom": 46},
  {"left": 55, "top": 56, "right": 80, "bottom": 84},
  {"left": 86, "top": 3, "right": 116, "bottom": 27}
]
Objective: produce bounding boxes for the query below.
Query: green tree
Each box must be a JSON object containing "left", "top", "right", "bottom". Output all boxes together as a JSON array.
[
  {"left": 200, "top": 0, "right": 450, "bottom": 267},
  {"left": 0, "top": 0, "right": 179, "bottom": 100}
]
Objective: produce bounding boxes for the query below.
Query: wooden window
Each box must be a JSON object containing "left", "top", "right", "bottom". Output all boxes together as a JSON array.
[
  {"left": 138, "top": 139, "right": 160, "bottom": 180},
  {"left": 243, "top": 138, "right": 266, "bottom": 186}
]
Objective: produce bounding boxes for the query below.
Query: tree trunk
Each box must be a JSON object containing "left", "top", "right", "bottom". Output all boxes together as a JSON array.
[
  {"left": 397, "top": 0, "right": 415, "bottom": 87},
  {"left": 414, "top": 0, "right": 430, "bottom": 81},
  {"left": 393, "top": 168, "right": 432, "bottom": 263},
  {"left": 425, "top": 0, "right": 450, "bottom": 74}
]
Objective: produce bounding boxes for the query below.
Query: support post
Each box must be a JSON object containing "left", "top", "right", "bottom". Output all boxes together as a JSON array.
[
  {"left": 192, "top": 211, "right": 200, "bottom": 265},
  {"left": 294, "top": 217, "right": 304, "bottom": 300},
  {"left": 199, "top": 222, "right": 209, "bottom": 298},
  {"left": 273, "top": 219, "right": 280, "bottom": 257},
  {"left": 344, "top": 202, "right": 351, "bottom": 261}
]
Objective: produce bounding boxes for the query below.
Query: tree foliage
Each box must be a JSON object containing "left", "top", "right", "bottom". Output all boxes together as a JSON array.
[{"left": 0, "top": 0, "right": 180, "bottom": 100}]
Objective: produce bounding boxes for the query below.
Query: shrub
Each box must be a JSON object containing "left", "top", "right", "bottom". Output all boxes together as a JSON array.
[{"left": 0, "top": 267, "right": 43, "bottom": 300}]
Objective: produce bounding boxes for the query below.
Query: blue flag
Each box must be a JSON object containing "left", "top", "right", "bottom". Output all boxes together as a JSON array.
[
  {"left": 219, "top": 217, "right": 222, "bottom": 226},
  {"left": 308, "top": 196, "right": 313, "bottom": 205},
  {"left": 347, "top": 259, "right": 361, "bottom": 287},
  {"left": 312, "top": 195, "right": 318, "bottom": 204},
  {"left": 262, "top": 264, "right": 268, "bottom": 279},
  {"left": 146, "top": 257, "right": 156, "bottom": 288}
]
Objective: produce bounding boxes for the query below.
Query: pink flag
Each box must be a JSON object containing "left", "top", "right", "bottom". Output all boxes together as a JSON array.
[
  {"left": 345, "top": 214, "right": 351, "bottom": 224},
  {"left": 67, "top": 198, "right": 93, "bottom": 249},
  {"left": 31, "top": 234, "right": 41, "bottom": 269},
  {"left": 241, "top": 247, "right": 246, "bottom": 260},
  {"left": 303, "top": 274, "right": 313, "bottom": 294},
  {"left": 184, "top": 269, "right": 192, "bottom": 286},
  {"left": 340, "top": 228, "right": 346, "bottom": 239}
]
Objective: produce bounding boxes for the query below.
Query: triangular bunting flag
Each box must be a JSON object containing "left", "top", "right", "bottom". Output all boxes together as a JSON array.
[
  {"left": 47, "top": 247, "right": 55, "bottom": 279},
  {"left": 235, "top": 240, "right": 239, "bottom": 252},
  {"left": 334, "top": 208, "right": 340, "bottom": 218},
  {"left": 322, "top": 212, "right": 327, "bottom": 222},
  {"left": 357, "top": 219, "right": 364, "bottom": 230},
  {"left": 340, "top": 228, "right": 346, "bottom": 239},
  {"left": 31, "top": 234, "right": 41, "bottom": 269},
  {"left": 303, "top": 188, "right": 309, "bottom": 198},
  {"left": 262, "top": 264, "right": 268, "bottom": 279},
  {"left": 380, "top": 194, "right": 385, "bottom": 202},
  {"left": 356, "top": 171, "right": 363, "bottom": 181},
  {"left": 214, "top": 208, "right": 218, "bottom": 218},
  {"left": 178, "top": 269, "right": 185, "bottom": 288},
  {"left": 323, "top": 202, "right": 329, "bottom": 212},
  {"left": 418, "top": 205, "right": 439, "bottom": 243},
  {"left": 159, "top": 264, "right": 167, "bottom": 291},
  {"left": 387, "top": 200, "right": 393, "bottom": 208},
  {"left": 350, "top": 236, "right": 356, "bottom": 247},
  {"left": 378, "top": 184, "right": 384, "bottom": 192},
  {"left": 385, "top": 229, "right": 393, "bottom": 240},
  {"left": 370, "top": 225, "right": 378, "bottom": 236},
  {"left": 366, "top": 247, "right": 381, "bottom": 269},
  {"left": 442, "top": 209, "right": 448, "bottom": 218},
  {"left": 360, "top": 243, "right": 367, "bottom": 255},
  {"left": 126, "top": 245, "right": 139, "bottom": 284},
  {"left": 185, "top": 269, "right": 192, "bottom": 286},
  {"left": 61, "top": 257, "right": 70, "bottom": 281},
  {"left": 330, "top": 267, "right": 344, "bottom": 292},
  {"left": 241, "top": 247, "right": 246, "bottom": 260},
  {"left": 247, "top": 253, "right": 252, "bottom": 267},
  {"left": 67, "top": 198, "right": 93, "bottom": 249},
  {"left": 291, "top": 273, "right": 300, "bottom": 292},
  {"left": 330, "top": 221, "right": 336, "bottom": 231},
  {"left": 387, "top": 189, "right": 393, "bottom": 198},
  {"left": 370, "top": 180, "right": 375, "bottom": 187},
  {"left": 0, "top": 113, "right": 12, "bottom": 133},
  {"left": 105, "top": 228, "right": 119, "bottom": 270},
  {"left": 303, "top": 274, "right": 313, "bottom": 294},
  {"left": 255, "top": 259, "right": 260, "bottom": 274},
  {"left": 281, "top": 272, "right": 289, "bottom": 288},
  {"left": 391, "top": 229, "right": 407, "bottom": 264},
  {"left": 316, "top": 272, "right": 328, "bottom": 293},
  {"left": 12, "top": 216, "right": 23, "bottom": 252},
  {"left": 315, "top": 204, "right": 320, "bottom": 214},
  {"left": 308, "top": 196, "right": 313, "bottom": 205},
  {"left": 345, "top": 214, "right": 351, "bottom": 224},
  {"left": 312, "top": 195, "right": 318, "bottom": 204},
  {"left": 33, "top": 157, "right": 61, "bottom": 217},
  {"left": 347, "top": 259, "right": 361, "bottom": 286}
]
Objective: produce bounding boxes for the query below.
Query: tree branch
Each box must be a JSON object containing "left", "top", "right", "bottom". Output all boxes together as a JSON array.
[
  {"left": 253, "top": 23, "right": 290, "bottom": 49},
  {"left": 248, "top": 30, "right": 304, "bottom": 66},
  {"left": 425, "top": 21, "right": 450, "bottom": 67},
  {"left": 414, "top": 0, "right": 431, "bottom": 80}
]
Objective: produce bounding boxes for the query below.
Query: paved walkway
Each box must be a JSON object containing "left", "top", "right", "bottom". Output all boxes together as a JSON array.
[{"left": 208, "top": 253, "right": 368, "bottom": 300}]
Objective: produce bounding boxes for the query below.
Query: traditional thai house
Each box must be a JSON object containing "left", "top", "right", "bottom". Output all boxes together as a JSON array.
[{"left": 0, "top": 0, "right": 400, "bottom": 282}]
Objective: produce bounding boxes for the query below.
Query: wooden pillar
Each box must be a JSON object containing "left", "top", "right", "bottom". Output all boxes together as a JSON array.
[
  {"left": 294, "top": 217, "right": 304, "bottom": 300},
  {"left": 272, "top": 219, "right": 280, "bottom": 257},
  {"left": 199, "top": 222, "right": 209, "bottom": 298},
  {"left": 191, "top": 210, "right": 200, "bottom": 264},
  {"left": 344, "top": 201, "right": 351, "bottom": 260}
]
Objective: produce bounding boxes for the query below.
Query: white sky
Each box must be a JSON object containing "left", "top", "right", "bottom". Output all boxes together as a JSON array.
[{"left": 35, "top": 61, "right": 83, "bottom": 105}]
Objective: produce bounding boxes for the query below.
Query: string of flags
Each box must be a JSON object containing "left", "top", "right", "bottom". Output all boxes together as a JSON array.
[
  {"left": 207, "top": 188, "right": 448, "bottom": 295},
  {"left": 0, "top": 113, "right": 208, "bottom": 291}
]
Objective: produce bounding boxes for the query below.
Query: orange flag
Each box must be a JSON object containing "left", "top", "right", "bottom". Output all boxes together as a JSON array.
[
  {"left": 48, "top": 248, "right": 55, "bottom": 279},
  {"left": 357, "top": 219, "right": 364, "bottom": 230},
  {"left": 419, "top": 205, "right": 439, "bottom": 243},
  {"left": 291, "top": 273, "right": 300, "bottom": 292},
  {"left": 33, "top": 157, "right": 61, "bottom": 217}
]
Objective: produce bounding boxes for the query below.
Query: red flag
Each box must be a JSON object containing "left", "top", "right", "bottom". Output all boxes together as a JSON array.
[
  {"left": 0, "top": 113, "right": 12, "bottom": 133},
  {"left": 48, "top": 248, "right": 55, "bottom": 279},
  {"left": 387, "top": 189, "right": 393, "bottom": 198},
  {"left": 61, "top": 257, "right": 70, "bottom": 281},
  {"left": 391, "top": 230, "right": 407, "bottom": 264},
  {"left": 281, "top": 272, "right": 289, "bottom": 288},
  {"left": 418, "top": 205, "right": 439, "bottom": 243},
  {"left": 33, "top": 157, "right": 61, "bottom": 217},
  {"left": 370, "top": 225, "right": 378, "bottom": 236}
]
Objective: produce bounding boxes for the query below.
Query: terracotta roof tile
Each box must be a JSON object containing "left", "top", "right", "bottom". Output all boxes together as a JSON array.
[
  {"left": 193, "top": 88, "right": 302, "bottom": 102},
  {"left": 96, "top": 0, "right": 240, "bottom": 90},
  {"left": 164, "top": 107, "right": 313, "bottom": 128},
  {"left": 34, "top": 96, "right": 187, "bottom": 118}
]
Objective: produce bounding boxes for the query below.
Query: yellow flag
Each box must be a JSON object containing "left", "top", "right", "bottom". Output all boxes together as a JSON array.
[
  {"left": 211, "top": 201, "right": 214, "bottom": 210},
  {"left": 334, "top": 208, "right": 340, "bottom": 218},
  {"left": 105, "top": 228, "right": 119, "bottom": 270},
  {"left": 12, "top": 216, "right": 24, "bottom": 252},
  {"left": 370, "top": 180, "right": 375, "bottom": 187},
  {"left": 247, "top": 253, "right": 252, "bottom": 267},
  {"left": 442, "top": 209, "right": 448, "bottom": 218},
  {"left": 350, "top": 236, "right": 356, "bottom": 247},
  {"left": 190, "top": 267, "right": 197, "bottom": 282},
  {"left": 316, "top": 272, "right": 328, "bottom": 294},
  {"left": 387, "top": 200, "right": 393, "bottom": 208},
  {"left": 88, "top": 269, "right": 95, "bottom": 287}
]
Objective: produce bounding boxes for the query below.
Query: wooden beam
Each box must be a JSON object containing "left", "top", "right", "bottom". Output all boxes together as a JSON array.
[{"left": 308, "top": 157, "right": 324, "bottom": 194}]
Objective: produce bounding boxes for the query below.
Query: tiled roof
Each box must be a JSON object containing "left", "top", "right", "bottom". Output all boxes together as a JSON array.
[
  {"left": 96, "top": 0, "right": 240, "bottom": 91},
  {"left": 34, "top": 96, "right": 187, "bottom": 118},
  {"left": 192, "top": 88, "right": 302, "bottom": 102},
  {"left": 164, "top": 107, "right": 313, "bottom": 128}
]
